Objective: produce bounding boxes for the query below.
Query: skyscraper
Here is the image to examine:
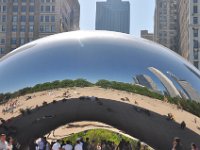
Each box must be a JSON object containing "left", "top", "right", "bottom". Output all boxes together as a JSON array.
[
  {"left": 95, "top": 0, "right": 130, "bottom": 34},
  {"left": 154, "top": 0, "right": 179, "bottom": 53},
  {"left": 178, "top": 0, "right": 200, "bottom": 70},
  {"left": 140, "top": 30, "right": 154, "bottom": 42},
  {"left": 167, "top": 71, "right": 200, "bottom": 101},
  {"left": 134, "top": 74, "right": 158, "bottom": 92},
  {"left": 0, "top": 0, "right": 80, "bottom": 57},
  {"left": 148, "top": 67, "right": 181, "bottom": 98}
]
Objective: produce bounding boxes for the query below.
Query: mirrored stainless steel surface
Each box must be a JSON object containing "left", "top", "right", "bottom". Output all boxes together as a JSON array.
[{"left": 0, "top": 30, "right": 200, "bottom": 101}]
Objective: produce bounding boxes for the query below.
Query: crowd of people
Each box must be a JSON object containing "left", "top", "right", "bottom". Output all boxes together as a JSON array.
[
  {"left": 1, "top": 100, "right": 19, "bottom": 115},
  {"left": 34, "top": 137, "right": 141, "bottom": 150},
  {"left": 32, "top": 136, "right": 199, "bottom": 150},
  {"left": 0, "top": 132, "right": 199, "bottom": 150}
]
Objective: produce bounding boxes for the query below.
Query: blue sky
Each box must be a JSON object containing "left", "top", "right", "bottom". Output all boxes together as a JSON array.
[{"left": 78, "top": 0, "right": 155, "bottom": 37}]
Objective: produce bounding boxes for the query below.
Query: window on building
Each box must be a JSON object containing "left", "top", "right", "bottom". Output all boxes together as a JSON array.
[
  {"left": 0, "top": 39, "right": 5, "bottom": 44},
  {"left": 12, "top": 25, "right": 17, "bottom": 32},
  {"left": 29, "top": 6, "right": 34, "bottom": 12},
  {"left": 193, "top": 6, "right": 198, "bottom": 13},
  {"left": 52, "top": 0, "right": 55, "bottom": 2},
  {"left": 13, "top": 6, "right": 18, "bottom": 12},
  {"left": 40, "top": 16, "right": 44, "bottom": 22},
  {"left": 21, "top": 16, "right": 26, "bottom": 22},
  {"left": 45, "top": 6, "right": 50, "bottom": 12},
  {"left": 30, "top": 0, "right": 34, "bottom": 3},
  {"left": 45, "top": 25, "right": 50, "bottom": 32},
  {"left": 29, "top": 16, "right": 34, "bottom": 22},
  {"left": 46, "top": 0, "right": 50, "bottom": 2},
  {"left": 45, "top": 16, "right": 49, "bottom": 22},
  {"left": 0, "top": 48, "right": 5, "bottom": 54},
  {"left": 22, "top": 0, "right": 26, "bottom": 3},
  {"left": 41, "top": 0, "right": 45, "bottom": 3},
  {"left": 22, "top": 6, "right": 26, "bottom": 12},
  {"left": 194, "top": 0, "right": 198, "bottom": 3},
  {"left": 194, "top": 50, "right": 199, "bottom": 59},
  {"left": 41, "top": 6, "right": 44, "bottom": 12},
  {"left": 20, "top": 25, "right": 26, "bottom": 32},
  {"left": 193, "top": 28, "right": 198, "bottom": 37},
  {"left": 40, "top": 25, "right": 44, "bottom": 32},
  {"left": 51, "top": 16, "right": 55, "bottom": 22},
  {"left": 51, "top": 25, "right": 55, "bottom": 32},
  {"left": 193, "top": 17, "right": 198, "bottom": 24},
  {"left": 194, "top": 40, "right": 199, "bottom": 48},
  {"left": 3, "top": 6, "right": 6, "bottom": 12},
  {"left": 1, "top": 26, "right": 6, "bottom": 32},
  {"left": 29, "top": 25, "right": 34, "bottom": 32},
  {"left": 13, "top": 0, "right": 18, "bottom": 2},
  {"left": 11, "top": 38, "right": 17, "bottom": 45},
  {"left": 52, "top": 6, "right": 55, "bottom": 12},
  {"left": 194, "top": 61, "right": 199, "bottom": 69},
  {"left": 2, "top": 15, "right": 6, "bottom": 22},
  {"left": 12, "top": 16, "right": 18, "bottom": 22},
  {"left": 20, "top": 38, "right": 25, "bottom": 45}
]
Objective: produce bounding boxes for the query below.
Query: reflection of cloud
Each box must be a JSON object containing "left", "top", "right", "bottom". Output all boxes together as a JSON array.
[{"left": 148, "top": 67, "right": 181, "bottom": 98}]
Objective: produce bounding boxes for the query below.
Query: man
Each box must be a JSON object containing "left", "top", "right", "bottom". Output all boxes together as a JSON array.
[
  {"left": 74, "top": 139, "right": 83, "bottom": 150},
  {"left": 62, "top": 141, "right": 73, "bottom": 150},
  {"left": 52, "top": 140, "right": 61, "bottom": 150},
  {"left": 0, "top": 134, "right": 8, "bottom": 150},
  {"left": 37, "top": 137, "right": 45, "bottom": 150},
  {"left": 172, "top": 137, "right": 183, "bottom": 150}
]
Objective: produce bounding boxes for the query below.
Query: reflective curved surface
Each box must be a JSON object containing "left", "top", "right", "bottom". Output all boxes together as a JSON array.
[{"left": 0, "top": 30, "right": 200, "bottom": 101}]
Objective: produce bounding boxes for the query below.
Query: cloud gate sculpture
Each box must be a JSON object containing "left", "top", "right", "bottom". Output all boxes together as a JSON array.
[{"left": 0, "top": 31, "right": 200, "bottom": 149}]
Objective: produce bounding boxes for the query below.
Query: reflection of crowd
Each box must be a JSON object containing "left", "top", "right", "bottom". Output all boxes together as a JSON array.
[
  {"left": 34, "top": 137, "right": 146, "bottom": 150},
  {"left": 2, "top": 100, "right": 18, "bottom": 115},
  {"left": 33, "top": 136, "right": 200, "bottom": 150}
]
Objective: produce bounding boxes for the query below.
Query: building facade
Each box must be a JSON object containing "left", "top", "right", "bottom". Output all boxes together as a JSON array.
[
  {"left": 0, "top": 0, "right": 80, "bottom": 57},
  {"left": 154, "top": 0, "right": 179, "bottom": 52},
  {"left": 95, "top": 0, "right": 130, "bottom": 34},
  {"left": 178, "top": 0, "right": 200, "bottom": 69},
  {"left": 140, "top": 30, "right": 154, "bottom": 41}
]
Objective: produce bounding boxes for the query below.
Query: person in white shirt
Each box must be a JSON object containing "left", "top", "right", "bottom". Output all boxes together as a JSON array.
[
  {"left": 74, "top": 140, "right": 83, "bottom": 150},
  {"left": 37, "top": 138, "right": 45, "bottom": 150},
  {"left": 0, "top": 134, "right": 8, "bottom": 150},
  {"left": 52, "top": 140, "right": 61, "bottom": 150},
  {"left": 62, "top": 141, "right": 73, "bottom": 150}
]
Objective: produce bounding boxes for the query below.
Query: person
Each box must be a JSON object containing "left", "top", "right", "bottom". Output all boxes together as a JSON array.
[
  {"left": 37, "top": 137, "right": 45, "bottom": 150},
  {"left": 0, "top": 134, "right": 8, "bottom": 150},
  {"left": 74, "top": 140, "right": 83, "bottom": 150},
  {"left": 172, "top": 137, "right": 183, "bottom": 150},
  {"left": 180, "top": 121, "right": 186, "bottom": 129},
  {"left": 52, "top": 140, "right": 61, "bottom": 150},
  {"left": 7, "top": 136, "right": 13, "bottom": 150},
  {"left": 83, "top": 138, "right": 90, "bottom": 150},
  {"left": 135, "top": 140, "right": 141, "bottom": 150},
  {"left": 43, "top": 137, "right": 50, "bottom": 150},
  {"left": 116, "top": 139, "right": 126, "bottom": 150},
  {"left": 96, "top": 143, "right": 101, "bottom": 150},
  {"left": 62, "top": 140, "right": 73, "bottom": 150},
  {"left": 191, "top": 143, "right": 199, "bottom": 150}
]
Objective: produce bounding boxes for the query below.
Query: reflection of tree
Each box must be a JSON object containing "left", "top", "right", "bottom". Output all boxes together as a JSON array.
[{"left": 0, "top": 79, "right": 200, "bottom": 117}]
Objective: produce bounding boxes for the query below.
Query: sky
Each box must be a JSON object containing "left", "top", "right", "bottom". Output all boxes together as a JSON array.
[{"left": 78, "top": 0, "right": 155, "bottom": 37}]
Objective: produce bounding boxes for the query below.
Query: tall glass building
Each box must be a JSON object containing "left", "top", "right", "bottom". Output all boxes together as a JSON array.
[{"left": 95, "top": 0, "right": 130, "bottom": 34}]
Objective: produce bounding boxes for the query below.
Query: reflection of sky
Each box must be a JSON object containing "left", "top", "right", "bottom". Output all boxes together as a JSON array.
[{"left": 0, "top": 31, "right": 200, "bottom": 96}]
